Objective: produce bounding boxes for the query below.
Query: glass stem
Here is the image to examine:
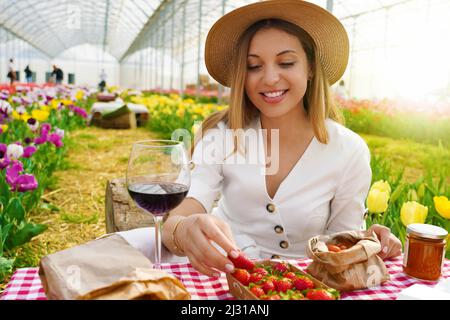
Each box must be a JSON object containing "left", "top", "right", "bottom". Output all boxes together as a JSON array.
[{"left": 153, "top": 215, "right": 164, "bottom": 269}]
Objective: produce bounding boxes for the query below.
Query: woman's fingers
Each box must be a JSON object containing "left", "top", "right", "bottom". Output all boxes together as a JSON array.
[
  {"left": 187, "top": 252, "right": 221, "bottom": 277},
  {"left": 185, "top": 233, "right": 233, "bottom": 275},
  {"left": 369, "top": 224, "right": 390, "bottom": 255},
  {"left": 200, "top": 217, "right": 238, "bottom": 257}
]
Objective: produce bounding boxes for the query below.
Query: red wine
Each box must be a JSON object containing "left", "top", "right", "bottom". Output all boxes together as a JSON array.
[{"left": 128, "top": 182, "right": 189, "bottom": 216}]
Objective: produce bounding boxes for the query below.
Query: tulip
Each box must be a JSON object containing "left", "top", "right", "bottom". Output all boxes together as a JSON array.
[
  {"left": 13, "top": 174, "right": 38, "bottom": 192},
  {"left": 75, "top": 90, "right": 84, "bottom": 100},
  {"left": 367, "top": 188, "right": 390, "bottom": 214},
  {"left": 31, "top": 109, "right": 50, "bottom": 122},
  {"left": 370, "top": 180, "right": 391, "bottom": 194},
  {"left": 6, "top": 144, "right": 24, "bottom": 160},
  {"left": 400, "top": 201, "right": 428, "bottom": 227},
  {"left": 23, "top": 146, "right": 37, "bottom": 158},
  {"left": 48, "top": 133, "right": 63, "bottom": 148},
  {"left": 0, "top": 143, "right": 6, "bottom": 156},
  {"left": 434, "top": 196, "right": 450, "bottom": 220},
  {"left": 41, "top": 123, "right": 52, "bottom": 135},
  {"left": 55, "top": 127, "right": 65, "bottom": 138}
]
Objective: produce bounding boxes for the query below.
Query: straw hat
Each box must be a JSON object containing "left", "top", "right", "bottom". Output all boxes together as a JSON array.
[{"left": 205, "top": 0, "right": 349, "bottom": 87}]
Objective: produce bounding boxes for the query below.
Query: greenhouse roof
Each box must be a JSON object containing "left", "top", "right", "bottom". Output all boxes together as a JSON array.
[{"left": 0, "top": 0, "right": 411, "bottom": 59}]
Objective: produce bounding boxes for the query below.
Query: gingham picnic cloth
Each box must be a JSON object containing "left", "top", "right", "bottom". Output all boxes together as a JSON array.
[{"left": 1, "top": 255, "right": 449, "bottom": 300}]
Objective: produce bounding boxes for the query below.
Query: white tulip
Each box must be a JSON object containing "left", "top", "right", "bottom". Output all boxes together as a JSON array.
[{"left": 7, "top": 144, "right": 24, "bottom": 159}]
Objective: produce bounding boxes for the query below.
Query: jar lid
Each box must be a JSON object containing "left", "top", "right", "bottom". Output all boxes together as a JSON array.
[{"left": 406, "top": 223, "right": 448, "bottom": 240}]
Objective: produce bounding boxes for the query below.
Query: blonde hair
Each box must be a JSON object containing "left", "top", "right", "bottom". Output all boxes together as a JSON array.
[{"left": 193, "top": 19, "right": 343, "bottom": 156}]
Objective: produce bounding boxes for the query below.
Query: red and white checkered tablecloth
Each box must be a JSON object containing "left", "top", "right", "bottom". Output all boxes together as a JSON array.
[{"left": 1, "top": 256, "right": 449, "bottom": 300}]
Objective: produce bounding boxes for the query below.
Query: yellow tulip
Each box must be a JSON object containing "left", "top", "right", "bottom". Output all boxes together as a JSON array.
[
  {"left": 62, "top": 99, "right": 73, "bottom": 106},
  {"left": 1, "top": 124, "right": 7, "bottom": 133},
  {"left": 400, "top": 201, "right": 428, "bottom": 227},
  {"left": 367, "top": 188, "right": 390, "bottom": 214},
  {"left": 32, "top": 109, "right": 50, "bottom": 122},
  {"left": 22, "top": 113, "right": 31, "bottom": 122},
  {"left": 12, "top": 110, "right": 22, "bottom": 120},
  {"left": 370, "top": 180, "right": 391, "bottom": 194},
  {"left": 51, "top": 99, "right": 60, "bottom": 109},
  {"left": 434, "top": 196, "right": 450, "bottom": 219},
  {"left": 176, "top": 108, "right": 185, "bottom": 117},
  {"left": 40, "top": 105, "right": 50, "bottom": 112},
  {"left": 12, "top": 111, "right": 31, "bottom": 122},
  {"left": 75, "top": 90, "right": 84, "bottom": 101}
]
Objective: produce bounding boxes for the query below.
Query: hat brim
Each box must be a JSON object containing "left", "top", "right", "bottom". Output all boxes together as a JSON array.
[{"left": 205, "top": 0, "right": 349, "bottom": 87}]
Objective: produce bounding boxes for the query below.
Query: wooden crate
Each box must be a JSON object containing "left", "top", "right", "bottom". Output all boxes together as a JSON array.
[
  {"left": 226, "top": 259, "right": 338, "bottom": 300},
  {"left": 105, "top": 178, "right": 154, "bottom": 233}
]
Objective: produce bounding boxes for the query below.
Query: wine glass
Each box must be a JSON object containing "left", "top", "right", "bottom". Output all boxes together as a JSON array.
[{"left": 126, "top": 140, "right": 191, "bottom": 269}]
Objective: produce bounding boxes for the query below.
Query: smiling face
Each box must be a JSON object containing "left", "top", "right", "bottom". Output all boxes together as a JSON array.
[{"left": 244, "top": 27, "right": 311, "bottom": 119}]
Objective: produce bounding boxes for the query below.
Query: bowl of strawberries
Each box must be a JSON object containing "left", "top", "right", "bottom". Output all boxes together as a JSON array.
[{"left": 226, "top": 252, "right": 340, "bottom": 300}]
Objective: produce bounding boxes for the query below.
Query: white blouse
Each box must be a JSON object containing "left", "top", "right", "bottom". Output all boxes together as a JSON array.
[{"left": 186, "top": 116, "right": 372, "bottom": 259}]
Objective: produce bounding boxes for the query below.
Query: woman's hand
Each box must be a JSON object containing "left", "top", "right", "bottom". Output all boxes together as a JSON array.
[
  {"left": 367, "top": 224, "right": 402, "bottom": 260},
  {"left": 175, "top": 214, "right": 239, "bottom": 277}
]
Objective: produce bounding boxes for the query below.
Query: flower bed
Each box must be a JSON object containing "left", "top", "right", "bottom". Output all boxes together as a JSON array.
[{"left": 0, "top": 85, "right": 93, "bottom": 279}]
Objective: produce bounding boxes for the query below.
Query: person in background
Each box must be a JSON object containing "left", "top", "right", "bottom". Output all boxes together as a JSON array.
[
  {"left": 51, "top": 65, "right": 64, "bottom": 85},
  {"left": 334, "top": 79, "right": 349, "bottom": 100},
  {"left": 7, "top": 58, "right": 16, "bottom": 86},
  {"left": 24, "top": 65, "right": 33, "bottom": 83},
  {"left": 99, "top": 68, "right": 107, "bottom": 92}
]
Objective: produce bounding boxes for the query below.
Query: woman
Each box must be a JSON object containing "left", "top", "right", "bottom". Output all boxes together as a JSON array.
[
  {"left": 7, "top": 58, "right": 16, "bottom": 86},
  {"left": 119, "top": 0, "right": 402, "bottom": 277}
]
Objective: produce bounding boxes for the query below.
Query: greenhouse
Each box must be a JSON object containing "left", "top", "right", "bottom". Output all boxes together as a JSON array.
[{"left": 0, "top": 0, "right": 449, "bottom": 303}]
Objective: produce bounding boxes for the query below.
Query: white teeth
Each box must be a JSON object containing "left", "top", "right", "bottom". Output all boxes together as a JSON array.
[{"left": 263, "top": 90, "right": 285, "bottom": 98}]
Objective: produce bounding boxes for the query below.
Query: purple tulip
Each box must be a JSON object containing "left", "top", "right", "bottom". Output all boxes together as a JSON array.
[
  {"left": 24, "top": 137, "right": 33, "bottom": 145},
  {"left": 0, "top": 143, "right": 6, "bottom": 156},
  {"left": 34, "top": 135, "right": 47, "bottom": 145},
  {"left": 23, "top": 146, "right": 37, "bottom": 158},
  {"left": 14, "top": 174, "right": 38, "bottom": 192},
  {"left": 0, "top": 156, "right": 10, "bottom": 169},
  {"left": 5, "top": 161, "right": 38, "bottom": 192},
  {"left": 6, "top": 161, "right": 24, "bottom": 186},
  {"left": 48, "top": 133, "right": 64, "bottom": 148},
  {"left": 41, "top": 123, "right": 52, "bottom": 135}
]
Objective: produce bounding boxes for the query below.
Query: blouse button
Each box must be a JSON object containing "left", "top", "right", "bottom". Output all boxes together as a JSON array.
[
  {"left": 266, "top": 203, "right": 276, "bottom": 213},
  {"left": 274, "top": 225, "right": 284, "bottom": 234},
  {"left": 280, "top": 241, "right": 289, "bottom": 249},
  {"left": 271, "top": 255, "right": 281, "bottom": 259}
]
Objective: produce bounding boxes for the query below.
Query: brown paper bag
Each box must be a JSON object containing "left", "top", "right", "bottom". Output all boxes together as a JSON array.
[
  {"left": 38, "top": 234, "right": 190, "bottom": 300},
  {"left": 306, "top": 230, "right": 390, "bottom": 291}
]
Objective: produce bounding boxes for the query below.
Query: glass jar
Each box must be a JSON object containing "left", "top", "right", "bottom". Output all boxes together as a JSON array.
[{"left": 403, "top": 223, "right": 448, "bottom": 281}]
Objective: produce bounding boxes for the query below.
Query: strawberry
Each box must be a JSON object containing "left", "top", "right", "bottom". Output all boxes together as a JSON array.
[
  {"left": 228, "top": 252, "right": 255, "bottom": 270},
  {"left": 252, "top": 267, "right": 268, "bottom": 276},
  {"left": 250, "top": 286, "right": 265, "bottom": 298},
  {"left": 273, "top": 261, "right": 289, "bottom": 274},
  {"left": 284, "top": 272, "right": 297, "bottom": 280},
  {"left": 327, "top": 244, "right": 342, "bottom": 253},
  {"left": 293, "top": 276, "right": 315, "bottom": 291},
  {"left": 249, "top": 272, "right": 264, "bottom": 284},
  {"left": 274, "top": 278, "right": 293, "bottom": 293},
  {"left": 232, "top": 269, "right": 250, "bottom": 286},
  {"left": 305, "top": 289, "right": 336, "bottom": 300},
  {"left": 261, "top": 280, "right": 275, "bottom": 294}
]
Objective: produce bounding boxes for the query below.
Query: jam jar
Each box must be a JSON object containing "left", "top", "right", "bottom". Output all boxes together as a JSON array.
[{"left": 403, "top": 223, "right": 448, "bottom": 281}]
